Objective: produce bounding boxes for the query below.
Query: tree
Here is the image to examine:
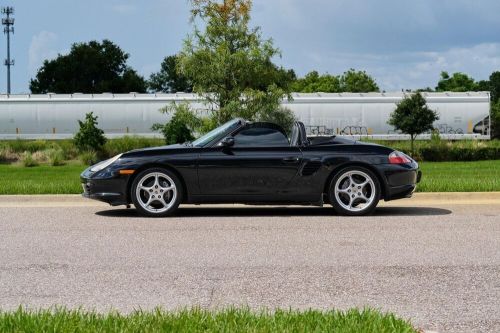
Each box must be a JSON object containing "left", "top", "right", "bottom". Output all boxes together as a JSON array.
[
  {"left": 291, "top": 69, "right": 379, "bottom": 93},
  {"left": 30, "top": 40, "right": 146, "bottom": 94},
  {"left": 74, "top": 112, "right": 107, "bottom": 152},
  {"left": 435, "top": 71, "right": 477, "bottom": 92},
  {"left": 291, "top": 71, "right": 341, "bottom": 93},
  {"left": 388, "top": 92, "right": 439, "bottom": 156},
  {"left": 152, "top": 103, "right": 197, "bottom": 144},
  {"left": 488, "top": 71, "right": 500, "bottom": 103},
  {"left": 177, "top": 0, "right": 296, "bottom": 130},
  {"left": 339, "top": 69, "right": 379, "bottom": 92},
  {"left": 491, "top": 100, "right": 500, "bottom": 139},
  {"left": 148, "top": 55, "right": 193, "bottom": 93}
]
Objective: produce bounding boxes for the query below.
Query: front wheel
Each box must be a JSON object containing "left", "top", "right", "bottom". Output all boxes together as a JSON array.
[
  {"left": 328, "top": 166, "right": 381, "bottom": 216},
  {"left": 131, "top": 168, "right": 183, "bottom": 217}
]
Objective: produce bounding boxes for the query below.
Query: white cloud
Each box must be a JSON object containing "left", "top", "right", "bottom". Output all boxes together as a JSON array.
[
  {"left": 29, "top": 31, "right": 59, "bottom": 73},
  {"left": 299, "top": 43, "right": 500, "bottom": 91}
]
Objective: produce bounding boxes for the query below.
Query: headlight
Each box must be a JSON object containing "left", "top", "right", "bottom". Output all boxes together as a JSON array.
[{"left": 90, "top": 154, "right": 122, "bottom": 172}]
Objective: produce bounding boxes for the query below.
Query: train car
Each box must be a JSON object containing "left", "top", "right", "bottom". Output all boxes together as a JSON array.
[{"left": 0, "top": 92, "right": 490, "bottom": 140}]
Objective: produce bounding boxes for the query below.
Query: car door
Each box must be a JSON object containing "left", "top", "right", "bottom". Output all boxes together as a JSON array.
[{"left": 197, "top": 123, "right": 302, "bottom": 197}]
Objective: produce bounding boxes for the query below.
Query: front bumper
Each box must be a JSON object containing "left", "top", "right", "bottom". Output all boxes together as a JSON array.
[{"left": 81, "top": 167, "right": 131, "bottom": 206}]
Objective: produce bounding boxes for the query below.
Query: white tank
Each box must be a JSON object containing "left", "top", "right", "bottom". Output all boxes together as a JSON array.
[{"left": 0, "top": 92, "right": 490, "bottom": 140}]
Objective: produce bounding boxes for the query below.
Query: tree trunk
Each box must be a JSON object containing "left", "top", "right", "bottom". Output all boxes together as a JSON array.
[{"left": 410, "top": 134, "right": 415, "bottom": 157}]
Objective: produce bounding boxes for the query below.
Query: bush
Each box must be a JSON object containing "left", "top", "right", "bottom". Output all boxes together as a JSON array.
[
  {"left": 104, "top": 136, "right": 164, "bottom": 157},
  {"left": 5, "top": 139, "right": 52, "bottom": 153},
  {"left": 47, "top": 149, "right": 66, "bottom": 166},
  {"left": 57, "top": 140, "right": 79, "bottom": 160},
  {"left": 21, "top": 152, "right": 39, "bottom": 167},
  {"left": 152, "top": 103, "right": 198, "bottom": 145},
  {"left": 376, "top": 139, "right": 500, "bottom": 162},
  {"left": 79, "top": 151, "right": 98, "bottom": 165},
  {"left": 0, "top": 148, "right": 8, "bottom": 163},
  {"left": 74, "top": 112, "right": 107, "bottom": 152}
]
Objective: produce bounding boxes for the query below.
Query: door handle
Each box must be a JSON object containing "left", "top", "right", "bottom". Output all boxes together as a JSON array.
[{"left": 282, "top": 156, "right": 300, "bottom": 163}]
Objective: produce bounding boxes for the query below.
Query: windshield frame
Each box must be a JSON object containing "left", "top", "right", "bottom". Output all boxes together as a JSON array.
[{"left": 192, "top": 118, "right": 245, "bottom": 147}]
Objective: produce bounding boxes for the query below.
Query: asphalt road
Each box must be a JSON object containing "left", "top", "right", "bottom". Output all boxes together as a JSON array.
[{"left": 0, "top": 196, "right": 499, "bottom": 333}]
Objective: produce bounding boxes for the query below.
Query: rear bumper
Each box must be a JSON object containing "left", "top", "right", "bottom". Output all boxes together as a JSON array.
[{"left": 381, "top": 164, "right": 421, "bottom": 201}]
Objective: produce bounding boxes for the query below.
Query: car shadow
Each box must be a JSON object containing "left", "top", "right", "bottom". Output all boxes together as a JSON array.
[{"left": 95, "top": 206, "right": 452, "bottom": 218}]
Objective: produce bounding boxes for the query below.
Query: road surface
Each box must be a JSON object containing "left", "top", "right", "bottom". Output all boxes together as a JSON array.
[{"left": 0, "top": 194, "right": 499, "bottom": 332}]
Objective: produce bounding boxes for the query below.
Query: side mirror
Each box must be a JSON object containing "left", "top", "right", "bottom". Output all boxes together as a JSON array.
[{"left": 220, "top": 136, "right": 235, "bottom": 147}]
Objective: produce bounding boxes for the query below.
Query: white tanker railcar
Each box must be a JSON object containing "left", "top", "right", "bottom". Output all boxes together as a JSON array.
[{"left": 0, "top": 92, "right": 490, "bottom": 140}]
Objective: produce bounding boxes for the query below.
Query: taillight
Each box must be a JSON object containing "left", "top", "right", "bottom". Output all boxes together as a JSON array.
[{"left": 388, "top": 151, "right": 412, "bottom": 164}]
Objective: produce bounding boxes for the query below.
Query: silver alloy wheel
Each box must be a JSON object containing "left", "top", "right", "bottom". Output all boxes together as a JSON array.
[
  {"left": 135, "top": 172, "right": 177, "bottom": 214},
  {"left": 334, "top": 170, "right": 376, "bottom": 212}
]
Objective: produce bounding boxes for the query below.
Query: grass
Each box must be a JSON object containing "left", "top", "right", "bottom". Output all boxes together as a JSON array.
[
  {"left": 418, "top": 160, "right": 500, "bottom": 192},
  {"left": 0, "top": 163, "right": 84, "bottom": 195},
  {"left": 0, "top": 307, "right": 417, "bottom": 333},
  {"left": 0, "top": 160, "right": 499, "bottom": 195}
]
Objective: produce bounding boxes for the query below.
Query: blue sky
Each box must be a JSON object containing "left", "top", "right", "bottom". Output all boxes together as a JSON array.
[{"left": 2, "top": 0, "right": 500, "bottom": 93}]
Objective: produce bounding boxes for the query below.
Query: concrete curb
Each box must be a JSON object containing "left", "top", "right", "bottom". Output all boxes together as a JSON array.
[{"left": 0, "top": 192, "right": 499, "bottom": 207}]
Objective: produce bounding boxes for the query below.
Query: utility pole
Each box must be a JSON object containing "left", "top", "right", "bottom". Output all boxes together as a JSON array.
[{"left": 2, "top": 6, "right": 14, "bottom": 94}]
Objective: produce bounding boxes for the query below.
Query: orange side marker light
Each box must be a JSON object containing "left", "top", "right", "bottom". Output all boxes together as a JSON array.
[{"left": 119, "top": 169, "right": 135, "bottom": 175}]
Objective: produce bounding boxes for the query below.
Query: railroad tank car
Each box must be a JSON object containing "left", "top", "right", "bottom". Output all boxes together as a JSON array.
[{"left": 0, "top": 92, "right": 490, "bottom": 140}]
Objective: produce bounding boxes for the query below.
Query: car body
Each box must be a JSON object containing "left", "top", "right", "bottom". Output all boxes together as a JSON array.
[{"left": 81, "top": 119, "right": 421, "bottom": 216}]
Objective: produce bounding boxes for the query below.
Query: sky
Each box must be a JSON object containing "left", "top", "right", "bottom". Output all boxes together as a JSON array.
[{"left": 1, "top": 0, "right": 500, "bottom": 93}]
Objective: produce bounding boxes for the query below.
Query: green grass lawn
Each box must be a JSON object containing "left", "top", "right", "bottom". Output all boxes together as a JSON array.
[
  {"left": 0, "top": 307, "right": 417, "bottom": 333},
  {"left": 418, "top": 160, "right": 500, "bottom": 192},
  {"left": 0, "top": 160, "right": 499, "bottom": 194},
  {"left": 0, "top": 163, "right": 85, "bottom": 195}
]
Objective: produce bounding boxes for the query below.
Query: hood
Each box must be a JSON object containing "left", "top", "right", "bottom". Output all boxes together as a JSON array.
[{"left": 121, "top": 143, "right": 193, "bottom": 157}]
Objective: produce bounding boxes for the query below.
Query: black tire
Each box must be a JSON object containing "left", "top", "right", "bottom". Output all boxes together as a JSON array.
[
  {"left": 328, "top": 166, "right": 381, "bottom": 216},
  {"left": 131, "top": 167, "right": 183, "bottom": 217}
]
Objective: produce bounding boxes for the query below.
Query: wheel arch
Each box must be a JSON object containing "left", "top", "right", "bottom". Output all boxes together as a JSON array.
[
  {"left": 126, "top": 163, "right": 188, "bottom": 203},
  {"left": 323, "top": 162, "right": 387, "bottom": 200}
]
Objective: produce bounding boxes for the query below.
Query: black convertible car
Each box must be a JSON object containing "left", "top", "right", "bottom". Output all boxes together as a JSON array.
[{"left": 81, "top": 119, "right": 421, "bottom": 216}]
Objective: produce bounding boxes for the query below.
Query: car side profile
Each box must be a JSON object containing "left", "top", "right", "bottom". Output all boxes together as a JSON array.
[{"left": 81, "top": 118, "right": 421, "bottom": 216}]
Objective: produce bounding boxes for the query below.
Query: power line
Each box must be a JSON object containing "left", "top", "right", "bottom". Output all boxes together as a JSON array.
[{"left": 2, "top": 6, "right": 14, "bottom": 94}]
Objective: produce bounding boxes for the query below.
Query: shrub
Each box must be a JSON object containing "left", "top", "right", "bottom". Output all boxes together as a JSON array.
[
  {"left": 6, "top": 139, "right": 53, "bottom": 153},
  {"left": 21, "top": 152, "right": 39, "bottom": 167},
  {"left": 79, "top": 151, "right": 98, "bottom": 165},
  {"left": 47, "top": 149, "right": 65, "bottom": 166},
  {"left": 0, "top": 148, "right": 8, "bottom": 163},
  {"left": 57, "top": 140, "right": 79, "bottom": 160},
  {"left": 152, "top": 103, "right": 198, "bottom": 145},
  {"left": 104, "top": 137, "right": 164, "bottom": 157},
  {"left": 74, "top": 112, "right": 107, "bottom": 152}
]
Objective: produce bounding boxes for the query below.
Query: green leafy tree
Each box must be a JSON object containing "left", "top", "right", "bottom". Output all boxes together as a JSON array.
[
  {"left": 388, "top": 92, "right": 439, "bottom": 155},
  {"left": 148, "top": 55, "right": 193, "bottom": 93},
  {"left": 30, "top": 40, "right": 146, "bottom": 94},
  {"left": 291, "top": 71, "right": 341, "bottom": 93},
  {"left": 177, "top": 0, "right": 296, "bottom": 131},
  {"left": 435, "top": 71, "right": 477, "bottom": 92},
  {"left": 488, "top": 71, "right": 500, "bottom": 103},
  {"left": 475, "top": 79, "right": 490, "bottom": 92},
  {"left": 291, "top": 69, "right": 379, "bottom": 93},
  {"left": 74, "top": 112, "right": 107, "bottom": 152},
  {"left": 152, "top": 103, "right": 207, "bottom": 144},
  {"left": 339, "top": 69, "right": 379, "bottom": 92},
  {"left": 491, "top": 100, "right": 500, "bottom": 139}
]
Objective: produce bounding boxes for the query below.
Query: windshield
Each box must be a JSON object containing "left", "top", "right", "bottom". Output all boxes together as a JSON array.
[{"left": 192, "top": 118, "right": 243, "bottom": 147}]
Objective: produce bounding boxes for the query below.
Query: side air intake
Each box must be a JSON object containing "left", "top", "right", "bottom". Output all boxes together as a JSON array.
[{"left": 301, "top": 161, "right": 322, "bottom": 176}]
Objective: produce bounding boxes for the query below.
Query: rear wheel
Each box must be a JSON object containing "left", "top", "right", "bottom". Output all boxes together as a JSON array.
[
  {"left": 328, "top": 166, "right": 380, "bottom": 216},
  {"left": 131, "top": 168, "right": 183, "bottom": 217}
]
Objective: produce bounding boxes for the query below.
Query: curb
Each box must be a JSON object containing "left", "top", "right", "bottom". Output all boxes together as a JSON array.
[{"left": 0, "top": 192, "right": 499, "bottom": 207}]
